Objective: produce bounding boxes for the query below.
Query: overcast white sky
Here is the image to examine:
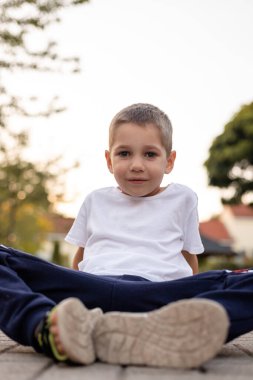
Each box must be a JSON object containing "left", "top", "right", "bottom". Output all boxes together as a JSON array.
[{"left": 6, "top": 0, "right": 253, "bottom": 221}]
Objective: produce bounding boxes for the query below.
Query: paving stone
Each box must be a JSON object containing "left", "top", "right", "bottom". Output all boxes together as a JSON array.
[
  {"left": 0, "top": 352, "right": 51, "bottom": 380},
  {"left": 1, "top": 330, "right": 253, "bottom": 379},
  {"left": 36, "top": 362, "right": 123, "bottom": 380}
]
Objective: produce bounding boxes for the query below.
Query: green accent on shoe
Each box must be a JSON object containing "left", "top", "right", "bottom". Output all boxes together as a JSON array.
[
  {"left": 48, "top": 329, "right": 68, "bottom": 362},
  {"left": 36, "top": 308, "right": 68, "bottom": 362}
]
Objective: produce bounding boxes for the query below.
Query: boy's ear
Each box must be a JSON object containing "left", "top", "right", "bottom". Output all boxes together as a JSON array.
[
  {"left": 105, "top": 150, "right": 113, "bottom": 173},
  {"left": 165, "top": 150, "right": 176, "bottom": 174}
]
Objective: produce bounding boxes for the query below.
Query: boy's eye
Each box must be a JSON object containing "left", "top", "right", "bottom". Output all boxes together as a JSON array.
[
  {"left": 145, "top": 152, "right": 157, "bottom": 158},
  {"left": 118, "top": 151, "right": 130, "bottom": 157}
]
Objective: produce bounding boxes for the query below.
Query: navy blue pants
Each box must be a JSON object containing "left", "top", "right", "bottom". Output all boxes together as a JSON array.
[{"left": 1, "top": 245, "right": 253, "bottom": 351}]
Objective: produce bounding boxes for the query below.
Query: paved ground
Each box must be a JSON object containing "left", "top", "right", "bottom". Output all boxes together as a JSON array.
[{"left": 1, "top": 330, "right": 253, "bottom": 380}]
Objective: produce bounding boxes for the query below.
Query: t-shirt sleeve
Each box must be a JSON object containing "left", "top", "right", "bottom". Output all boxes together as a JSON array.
[
  {"left": 182, "top": 198, "right": 204, "bottom": 255},
  {"left": 65, "top": 201, "right": 88, "bottom": 247}
]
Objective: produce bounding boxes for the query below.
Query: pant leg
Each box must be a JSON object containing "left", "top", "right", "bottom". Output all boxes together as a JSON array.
[
  {"left": 196, "top": 271, "right": 253, "bottom": 341},
  {"left": 112, "top": 270, "right": 253, "bottom": 341},
  {"left": 0, "top": 264, "right": 54, "bottom": 348},
  {"left": 112, "top": 270, "right": 228, "bottom": 312},
  {"left": 0, "top": 246, "right": 116, "bottom": 349},
  {"left": 0, "top": 246, "right": 115, "bottom": 311}
]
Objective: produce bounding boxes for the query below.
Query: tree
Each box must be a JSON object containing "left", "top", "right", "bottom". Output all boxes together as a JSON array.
[
  {"left": 0, "top": 129, "right": 69, "bottom": 250},
  {"left": 204, "top": 102, "right": 253, "bottom": 205},
  {"left": 0, "top": 0, "right": 88, "bottom": 252},
  {"left": 0, "top": 0, "right": 89, "bottom": 127}
]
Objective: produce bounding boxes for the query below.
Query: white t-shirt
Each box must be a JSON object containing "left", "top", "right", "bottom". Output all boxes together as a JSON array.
[{"left": 65, "top": 183, "right": 204, "bottom": 282}]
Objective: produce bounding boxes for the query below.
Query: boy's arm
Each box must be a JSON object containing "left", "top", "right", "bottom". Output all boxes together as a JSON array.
[
  {"left": 182, "top": 250, "right": 199, "bottom": 274},
  {"left": 72, "top": 247, "right": 84, "bottom": 270}
]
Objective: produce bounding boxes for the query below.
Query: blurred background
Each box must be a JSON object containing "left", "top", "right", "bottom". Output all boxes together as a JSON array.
[{"left": 1, "top": 0, "right": 253, "bottom": 270}]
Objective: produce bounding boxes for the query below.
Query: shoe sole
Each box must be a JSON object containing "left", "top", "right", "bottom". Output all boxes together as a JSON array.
[
  {"left": 94, "top": 299, "right": 229, "bottom": 368},
  {"left": 56, "top": 298, "right": 102, "bottom": 364}
]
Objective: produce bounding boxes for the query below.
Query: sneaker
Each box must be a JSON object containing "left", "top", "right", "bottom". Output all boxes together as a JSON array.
[
  {"left": 94, "top": 299, "right": 229, "bottom": 368},
  {"left": 35, "top": 298, "right": 102, "bottom": 364}
]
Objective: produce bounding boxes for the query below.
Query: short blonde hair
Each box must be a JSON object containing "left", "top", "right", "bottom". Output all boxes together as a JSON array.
[{"left": 109, "top": 103, "right": 173, "bottom": 155}]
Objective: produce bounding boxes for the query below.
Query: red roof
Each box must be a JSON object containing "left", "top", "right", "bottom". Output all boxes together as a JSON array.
[
  {"left": 227, "top": 204, "right": 253, "bottom": 217},
  {"left": 48, "top": 214, "right": 74, "bottom": 234},
  {"left": 200, "top": 219, "right": 232, "bottom": 242}
]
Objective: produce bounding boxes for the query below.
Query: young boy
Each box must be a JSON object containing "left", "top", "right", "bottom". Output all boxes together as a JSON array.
[
  {"left": 68, "top": 103, "right": 203, "bottom": 278},
  {"left": 0, "top": 104, "right": 253, "bottom": 369}
]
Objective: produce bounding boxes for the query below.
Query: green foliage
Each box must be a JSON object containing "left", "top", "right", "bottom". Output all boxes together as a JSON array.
[
  {"left": 199, "top": 257, "right": 253, "bottom": 272},
  {"left": 204, "top": 102, "right": 253, "bottom": 205},
  {"left": 0, "top": 204, "right": 53, "bottom": 253},
  {"left": 0, "top": 129, "right": 68, "bottom": 250}
]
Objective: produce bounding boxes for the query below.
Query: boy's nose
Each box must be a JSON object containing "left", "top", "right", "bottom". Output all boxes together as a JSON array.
[{"left": 130, "top": 157, "right": 145, "bottom": 171}]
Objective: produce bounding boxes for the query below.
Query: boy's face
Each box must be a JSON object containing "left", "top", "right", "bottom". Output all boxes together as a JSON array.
[{"left": 105, "top": 123, "right": 176, "bottom": 197}]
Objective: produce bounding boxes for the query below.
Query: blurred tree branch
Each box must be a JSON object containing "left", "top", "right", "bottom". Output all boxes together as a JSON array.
[{"left": 0, "top": 0, "right": 88, "bottom": 124}]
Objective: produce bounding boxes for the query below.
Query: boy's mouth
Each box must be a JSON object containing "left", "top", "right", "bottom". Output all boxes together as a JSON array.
[{"left": 128, "top": 178, "right": 148, "bottom": 183}]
